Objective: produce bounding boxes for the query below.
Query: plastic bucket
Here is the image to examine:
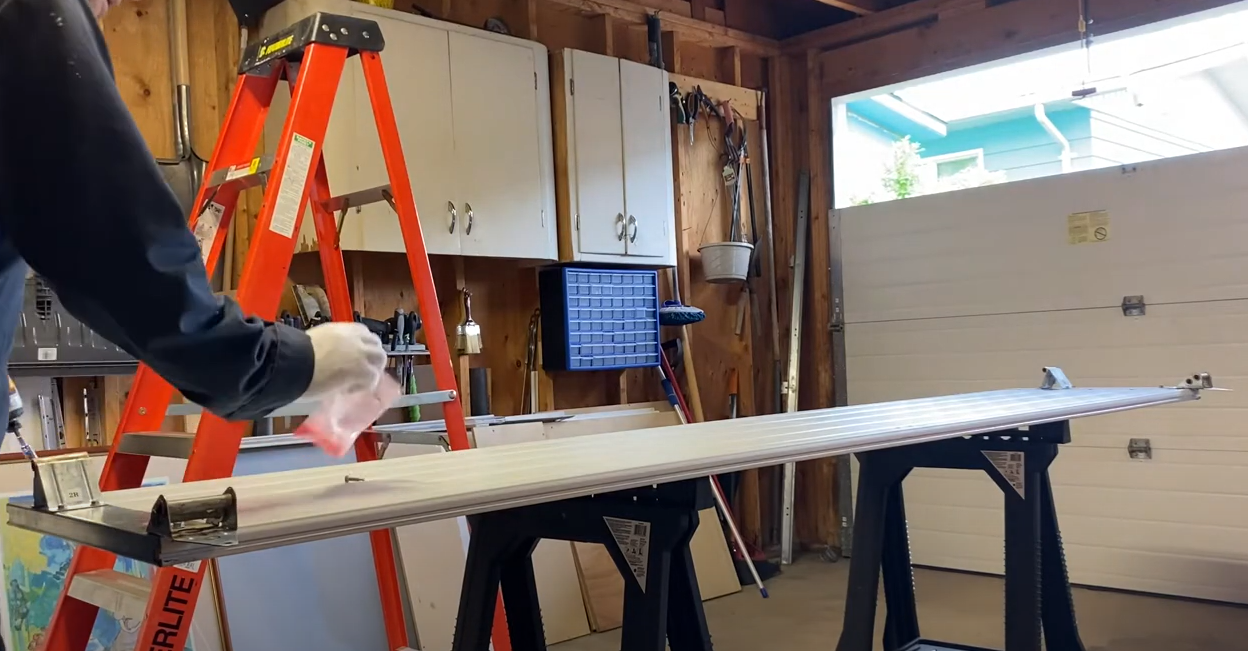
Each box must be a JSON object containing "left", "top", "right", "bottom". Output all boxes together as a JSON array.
[{"left": 698, "top": 242, "right": 754, "bottom": 284}]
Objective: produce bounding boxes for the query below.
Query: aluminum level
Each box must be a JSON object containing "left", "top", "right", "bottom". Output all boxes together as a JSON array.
[{"left": 7, "top": 376, "right": 1210, "bottom": 566}]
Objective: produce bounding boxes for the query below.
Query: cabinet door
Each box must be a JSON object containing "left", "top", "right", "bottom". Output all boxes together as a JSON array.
[
  {"left": 569, "top": 51, "right": 627, "bottom": 257},
  {"left": 449, "top": 33, "right": 548, "bottom": 259},
  {"left": 352, "top": 17, "right": 459, "bottom": 254},
  {"left": 620, "top": 60, "right": 675, "bottom": 261}
]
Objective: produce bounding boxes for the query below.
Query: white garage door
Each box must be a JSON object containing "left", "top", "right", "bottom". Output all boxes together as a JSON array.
[{"left": 840, "top": 145, "right": 1248, "bottom": 604}]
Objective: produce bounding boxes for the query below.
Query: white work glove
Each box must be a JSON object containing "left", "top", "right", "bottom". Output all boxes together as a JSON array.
[{"left": 302, "top": 322, "right": 388, "bottom": 399}]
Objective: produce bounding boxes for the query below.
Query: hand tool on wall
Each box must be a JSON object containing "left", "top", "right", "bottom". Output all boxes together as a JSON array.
[
  {"left": 456, "top": 290, "right": 483, "bottom": 354},
  {"left": 657, "top": 353, "right": 768, "bottom": 598},
  {"left": 780, "top": 172, "right": 812, "bottom": 566},
  {"left": 521, "top": 309, "right": 540, "bottom": 414},
  {"left": 665, "top": 268, "right": 705, "bottom": 422},
  {"left": 759, "top": 92, "right": 783, "bottom": 414},
  {"left": 155, "top": 0, "right": 208, "bottom": 217},
  {"left": 682, "top": 86, "right": 719, "bottom": 146},
  {"left": 646, "top": 13, "right": 663, "bottom": 69},
  {"left": 392, "top": 307, "right": 407, "bottom": 353}
]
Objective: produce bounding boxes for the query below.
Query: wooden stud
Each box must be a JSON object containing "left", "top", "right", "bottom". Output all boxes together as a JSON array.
[
  {"left": 59, "top": 378, "right": 92, "bottom": 450},
  {"left": 523, "top": 0, "right": 540, "bottom": 39},
  {"left": 717, "top": 46, "right": 742, "bottom": 86},
  {"left": 808, "top": 0, "right": 882, "bottom": 14},
  {"left": 543, "top": 0, "right": 779, "bottom": 56},
  {"left": 100, "top": 375, "right": 135, "bottom": 446},
  {"left": 591, "top": 13, "right": 616, "bottom": 56},
  {"left": 661, "top": 30, "right": 682, "bottom": 73},
  {"left": 550, "top": 52, "right": 577, "bottom": 263},
  {"left": 794, "top": 49, "right": 839, "bottom": 551}
]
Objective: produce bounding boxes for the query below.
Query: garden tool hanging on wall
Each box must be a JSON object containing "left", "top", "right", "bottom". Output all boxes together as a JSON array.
[{"left": 156, "top": 0, "right": 208, "bottom": 217}]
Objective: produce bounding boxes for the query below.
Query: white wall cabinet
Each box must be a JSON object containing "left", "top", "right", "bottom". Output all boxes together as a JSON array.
[
  {"left": 262, "top": 0, "right": 557, "bottom": 260},
  {"left": 553, "top": 49, "right": 677, "bottom": 267}
]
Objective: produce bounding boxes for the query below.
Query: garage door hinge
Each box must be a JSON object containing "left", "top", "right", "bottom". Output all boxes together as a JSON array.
[
  {"left": 830, "top": 299, "right": 844, "bottom": 333},
  {"left": 1121, "top": 295, "right": 1146, "bottom": 317}
]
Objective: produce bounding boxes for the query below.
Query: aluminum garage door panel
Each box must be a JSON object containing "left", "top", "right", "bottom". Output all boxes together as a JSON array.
[
  {"left": 840, "top": 146, "right": 1248, "bottom": 604},
  {"left": 843, "top": 146, "right": 1248, "bottom": 323}
]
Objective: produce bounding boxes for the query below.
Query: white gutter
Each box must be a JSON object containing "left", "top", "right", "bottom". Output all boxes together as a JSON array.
[{"left": 1035, "top": 103, "right": 1073, "bottom": 173}]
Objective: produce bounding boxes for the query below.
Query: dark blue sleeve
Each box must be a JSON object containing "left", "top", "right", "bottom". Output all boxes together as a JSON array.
[{"left": 0, "top": 0, "right": 314, "bottom": 421}]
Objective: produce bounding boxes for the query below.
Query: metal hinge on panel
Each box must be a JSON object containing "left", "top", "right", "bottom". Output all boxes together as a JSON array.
[
  {"left": 570, "top": 79, "right": 575, "bottom": 95},
  {"left": 534, "top": 71, "right": 537, "bottom": 90},
  {"left": 147, "top": 488, "right": 239, "bottom": 547},
  {"left": 1128, "top": 438, "right": 1152, "bottom": 460},
  {"left": 574, "top": 214, "right": 580, "bottom": 230},
  {"left": 1121, "top": 295, "right": 1146, "bottom": 317},
  {"left": 1040, "top": 366, "right": 1073, "bottom": 390},
  {"left": 830, "top": 297, "right": 844, "bottom": 334}
]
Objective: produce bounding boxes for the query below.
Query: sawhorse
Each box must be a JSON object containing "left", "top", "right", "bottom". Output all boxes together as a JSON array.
[
  {"left": 451, "top": 479, "right": 717, "bottom": 651},
  {"left": 836, "top": 421, "right": 1087, "bottom": 651}
]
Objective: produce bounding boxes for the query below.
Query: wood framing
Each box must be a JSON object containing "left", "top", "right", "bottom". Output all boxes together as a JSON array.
[
  {"left": 811, "top": 0, "right": 885, "bottom": 15},
  {"left": 807, "top": 0, "right": 1245, "bottom": 97},
  {"left": 544, "top": 0, "right": 780, "bottom": 54}
]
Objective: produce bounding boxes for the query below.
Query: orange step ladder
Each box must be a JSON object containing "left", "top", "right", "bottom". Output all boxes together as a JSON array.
[{"left": 43, "top": 12, "right": 508, "bottom": 651}]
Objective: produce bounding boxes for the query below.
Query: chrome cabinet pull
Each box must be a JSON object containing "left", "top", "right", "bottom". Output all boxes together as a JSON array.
[
  {"left": 465, "top": 203, "right": 474, "bottom": 235},
  {"left": 627, "top": 215, "right": 638, "bottom": 243},
  {"left": 615, "top": 213, "right": 626, "bottom": 240},
  {"left": 447, "top": 201, "right": 457, "bottom": 234}
]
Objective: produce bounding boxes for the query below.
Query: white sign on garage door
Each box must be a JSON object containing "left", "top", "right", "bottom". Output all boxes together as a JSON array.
[{"left": 839, "top": 145, "right": 1248, "bottom": 604}]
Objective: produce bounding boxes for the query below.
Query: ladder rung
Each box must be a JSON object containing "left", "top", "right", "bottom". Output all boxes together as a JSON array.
[
  {"left": 116, "top": 432, "right": 196, "bottom": 459},
  {"left": 203, "top": 155, "right": 275, "bottom": 193},
  {"left": 68, "top": 569, "right": 151, "bottom": 622},
  {"left": 319, "top": 184, "right": 394, "bottom": 214}
]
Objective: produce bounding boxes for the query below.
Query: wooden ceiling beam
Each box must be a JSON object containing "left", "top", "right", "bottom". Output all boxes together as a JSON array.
[
  {"left": 810, "top": 0, "right": 885, "bottom": 15},
  {"left": 811, "top": 0, "right": 1245, "bottom": 98},
  {"left": 544, "top": 0, "right": 781, "bottom": 56},
  {"left": 783, "top": 0, "right": 973, "bottom": 53}
]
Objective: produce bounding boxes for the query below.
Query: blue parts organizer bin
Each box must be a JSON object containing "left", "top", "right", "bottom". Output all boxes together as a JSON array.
[{"left": 539, "top": 267, "right": 660, "bottom": 371}]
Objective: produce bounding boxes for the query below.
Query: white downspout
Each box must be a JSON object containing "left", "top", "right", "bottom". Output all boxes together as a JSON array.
[{"left": 1035, "top": 103, "right": 1073, "bottom": 173}]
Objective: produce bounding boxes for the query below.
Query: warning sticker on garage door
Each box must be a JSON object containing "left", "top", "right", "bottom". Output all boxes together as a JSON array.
[
  {"left": 604, "top": 517, "right": 650, "bottom": 592},
  {"left": 1067, "top": 210, "right": 1110, "bottom": 244},
  {"left": 983, "top": 451, "right": 1025, "bottom": 498}
]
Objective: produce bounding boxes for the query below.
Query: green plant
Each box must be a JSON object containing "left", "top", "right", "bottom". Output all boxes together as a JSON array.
[{"left": 882, "top": 136, "right": 924, "bottom": 199}]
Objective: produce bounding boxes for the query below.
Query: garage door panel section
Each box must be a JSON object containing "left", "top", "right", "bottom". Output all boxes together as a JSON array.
[
  {"left": 841, "top": 146, "right": 1248, "bottom": 324},
  {"left": 843, "top": 149, "right": 1248, "bottom": 602}
]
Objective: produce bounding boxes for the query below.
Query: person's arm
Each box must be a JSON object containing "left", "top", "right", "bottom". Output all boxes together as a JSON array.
[{"left": 0, "top": 0, "right": 312, "bottom": 420}]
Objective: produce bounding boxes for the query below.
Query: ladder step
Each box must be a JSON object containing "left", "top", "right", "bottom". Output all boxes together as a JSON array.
[
  {"left": 116, "top": 431, "right": 196, "bottom": 459},
  {"left": 203, "top": 155, "right": 275, "bottom": 193},
  {"left": 319, "top": 184, "right": 394, "bottom": 215},
  {"left": 68, "top": 569, "right": 151, "bottom": 622}
]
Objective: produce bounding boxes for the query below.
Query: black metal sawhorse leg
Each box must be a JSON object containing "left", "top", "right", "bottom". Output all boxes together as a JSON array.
[
  {"left": 836, "top": 421, "right": 1087, "bottom": 651},
  {"left": 451, "top": 479, "right": 715, "bottom": 651}
]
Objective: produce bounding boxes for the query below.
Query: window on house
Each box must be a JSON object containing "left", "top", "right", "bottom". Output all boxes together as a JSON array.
[{"left": 931, "top": 150, "right": 984, "bottom": 179}]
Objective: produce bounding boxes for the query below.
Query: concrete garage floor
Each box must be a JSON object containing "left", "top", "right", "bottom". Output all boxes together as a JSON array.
[{"left": 554, "top": 561, "right": 1248, "bottom": 651}]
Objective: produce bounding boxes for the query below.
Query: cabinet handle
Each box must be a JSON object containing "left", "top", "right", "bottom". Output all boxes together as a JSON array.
[
  {"left": 615, "top": 214, "right": 626, "bottom": 241},
  {"left": 465, "top": 203, "right": 474, "bottom": 235},
  {"left": 447, "top": 201, "right": 457, "bottom": 234},
  {"left": 627, "top": 215, "right": 638, "bottom": 244}
]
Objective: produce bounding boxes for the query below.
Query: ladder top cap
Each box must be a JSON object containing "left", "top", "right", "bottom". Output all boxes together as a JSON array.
[{"left": 239, "top": 12, "right": 385, "bottom": 75}]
